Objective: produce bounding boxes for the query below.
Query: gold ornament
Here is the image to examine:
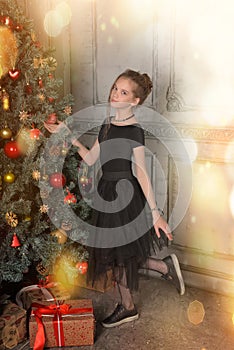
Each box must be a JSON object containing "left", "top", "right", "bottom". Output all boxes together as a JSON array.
[
  {"left": 38, "top": 93, "right": 45, "bottom": 101},
  {"left": 5, "top": 211, "right": 18, "bottom": 227},
  {"left": 3, "top": 172, "right": 15, "bottom": 183},
  {"left": 23, "top": 215, "right": 31, "bottom": 222},
  {"left": 0, "top": 126, "right": 12, "bottom": 139},
  {"left": 61, "top": 147, "right": 68, "bottom": 156},
  {"left": 32, "top": 170, "right": 40, "bottom": 181},
  {"left": 2, "top": 89, "right": 9, "bottom": 110},
  {"left": 47, "top": 56, "right": 57, "bottom": 71},
  {"left": 51, "top": 228, "right": 67, "bottom": 244},
  {"left": 41, "top": 174, "right": 49, "bottom": 181}
]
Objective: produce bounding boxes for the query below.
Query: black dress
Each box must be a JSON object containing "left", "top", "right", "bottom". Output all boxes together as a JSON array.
[{"left": 87, "top": 122, "right": 163, "bottom": 291}]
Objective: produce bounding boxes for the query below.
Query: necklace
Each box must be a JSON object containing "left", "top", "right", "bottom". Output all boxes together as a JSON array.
[{"left": 111, "top": 114, "right": 135, "bottom": 122}]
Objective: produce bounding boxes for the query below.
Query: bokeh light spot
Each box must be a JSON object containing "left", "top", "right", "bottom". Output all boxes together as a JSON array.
[
  {"left": 55, "top": 1, "right": 72, "bottom": 27},
  {"left": 191, "top": 215, "right": 196, "bottom": 224},
  {"left": 187, "top": 300, "right": 205, "bottom": 325},
  {"left": 100, "top": 22, "right": 106, "bottom": 31},
  {"left": 110, "top": 16, "right": 119, "bottom": 29},
  {"left": 44, "top": 10, "right": 63, "bottom": 37}
]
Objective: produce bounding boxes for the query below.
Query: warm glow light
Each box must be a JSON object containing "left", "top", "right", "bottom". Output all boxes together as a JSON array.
[
  {"left": 54, "top": 255, "right": 77, "bottom": 291},
  {"left": 128, "top": 0, "right": 154, "bottom": 21},
  {"left": 187, "top": 300, "right": 205, "bottom": 325},
  {"left": 184, "top": 137, "right": 198, "bottom": 162},
  {"left": 55, "top": 1, "right": 72, "bottom": 27},
  {"left": 44, "top": 2, "right": 72, "bottom": 37},
  {"left": 44, "top": 10, "right": 63, "bottom": 37},
  {"left": 230, "top": 187, "right": 234, "bottom": 218},
  {"left": 110, "top": 17, "right": 119, "bottom": 29},
  {"left": 232, "top": 313, "right": 234, "bottom": 325},
  {"left": 0, "top": 27, "right": 18, "bottom": 76},
  {"left": 225, "top": 142, "right": 234, "bottom": 182},
  {"left": 201, "top": 97, "right": 234, "bottom": 127},
  {"left": 176, "top": 0, "right": 234, "bottom": 124}
]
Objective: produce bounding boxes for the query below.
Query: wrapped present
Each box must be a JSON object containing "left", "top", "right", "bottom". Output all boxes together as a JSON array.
[
  {"left": 16, "top": 283, "right": 71, "bottom": 310},
  {"left": 0, "top": 302, "right": 27, "bottom": 350},
  {"left": 29, "top": 299, "right": 95, "bottom": 349}
]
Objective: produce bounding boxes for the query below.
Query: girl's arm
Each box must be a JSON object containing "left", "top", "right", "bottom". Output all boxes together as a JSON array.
[
  {"left": 72, "top": 137, "right": 100, "bottom": 166},
  {"left": 133, "top": 146, "right": 173, "bottom": 241},
  {"left": 44, "top": 121, "right": 100, "bottom": 166}
]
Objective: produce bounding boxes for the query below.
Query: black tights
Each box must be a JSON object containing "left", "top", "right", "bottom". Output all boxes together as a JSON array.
[{"left": 115, "top": 257, "right": 168, "bottom": 310}]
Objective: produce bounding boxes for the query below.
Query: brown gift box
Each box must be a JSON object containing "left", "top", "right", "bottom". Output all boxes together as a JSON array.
[
  {"left": 0, "top": 302, "right": 26, "bottom": 350},
  {"left": 16, "top": 283, "right": 71, "bottom": 310},
  {"left": 29, "top": 299, "right": 95, "bottom": 348}
]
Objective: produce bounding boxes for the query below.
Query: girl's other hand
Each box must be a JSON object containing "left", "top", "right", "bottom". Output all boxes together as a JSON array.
[
  {"left": 153, "top": 215, "right": 173, "bottom": 241},
  {"left": 44, "top": 120, "right": 66, "bottom": 133}
]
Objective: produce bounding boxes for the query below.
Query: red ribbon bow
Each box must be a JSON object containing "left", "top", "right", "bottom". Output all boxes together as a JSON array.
[{"left": 31, "top": 303, "right": 93, "bottom": 350}]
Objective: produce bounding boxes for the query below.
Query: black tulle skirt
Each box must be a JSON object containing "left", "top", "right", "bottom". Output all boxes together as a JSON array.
[{"left": 86, "top": 171, "right": 165, "bottom": 291}]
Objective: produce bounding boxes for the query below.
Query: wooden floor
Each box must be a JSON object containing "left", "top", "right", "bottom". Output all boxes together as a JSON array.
[{"left": 14, "top": 274, "right": 234, "bottom": 350}]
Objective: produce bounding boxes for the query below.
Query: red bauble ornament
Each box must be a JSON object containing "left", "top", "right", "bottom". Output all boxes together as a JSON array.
[
  {"left": 2, "top": 16, "right": 13, "bottom": 27},
  {"left": 15, "top": 24, "right": 23, "bottom": 31},
  {"left": 29, "top": 128, "right": 41, "bottom": 139},
  {"left": 25, "top": 83, "right": 33, "bottom": 94},
  {"left": 48, "top": 97, "right": 55, "bottom": 103},
  {"left": 49, "top": 173, "right": 66, "bottom": 188},
  {"left": 38, "top": 77, "right": 43, "bottom": 88},
  {"left": 9, "top": 68, "right": 21, "bottom": 80},
  {"left": 4, "top": 140, "right": 21, "bottom": 159},
  {"left": 11, "top": 233, "right": 21, "bottom": 247},
  {"left": 76, "top": 261, "right": 88, "bottom": 274},
  {"left": 46, "top": 113, "right": 57, "bottom": 124}
]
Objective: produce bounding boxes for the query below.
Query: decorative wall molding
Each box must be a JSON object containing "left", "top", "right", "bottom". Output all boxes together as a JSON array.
[{"left": 72, "top": 118, "right": 234, "bottom": 145}]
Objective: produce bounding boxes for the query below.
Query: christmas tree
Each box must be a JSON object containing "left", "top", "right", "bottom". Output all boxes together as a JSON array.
[{"left": 0, "top": 0, "right": 90, "bottom": 288}]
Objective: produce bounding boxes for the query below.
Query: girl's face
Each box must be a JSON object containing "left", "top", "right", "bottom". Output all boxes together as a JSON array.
[{"left": 110, "top": 77, "right": 140, "bottom": 109}]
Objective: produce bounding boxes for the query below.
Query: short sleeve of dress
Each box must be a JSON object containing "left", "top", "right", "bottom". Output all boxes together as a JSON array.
[{"left": 131, "top": 125, "right": 145, "bottom": 148}]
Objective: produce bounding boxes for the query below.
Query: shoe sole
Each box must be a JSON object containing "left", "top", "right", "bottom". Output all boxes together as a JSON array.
[
  {"left": 170, "top": 253, "right": 185, "bottom": 296},
  {"left": 101, "top": 313, "right": 139, "bottom": 328}
]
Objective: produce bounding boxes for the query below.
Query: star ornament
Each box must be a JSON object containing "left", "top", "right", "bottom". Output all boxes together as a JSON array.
[
  {"left": 64, "top": 105, "right": 72, "bottom": 115},
  {"left": 32, "top": 170, "right": 40, "bottom": 181},
  {"left": 40, "top": 204, "right": 49, "bottom": 213},
  {"left": 5, "top": 211, "right": 18, "bottom": 227},
  {"left": 19, "top": 110, "right": 31, "bottom": 121}
]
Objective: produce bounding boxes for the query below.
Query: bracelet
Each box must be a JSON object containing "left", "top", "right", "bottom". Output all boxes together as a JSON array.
[{"left": 151, "top": 207, "right": 164, "bottom": 216}]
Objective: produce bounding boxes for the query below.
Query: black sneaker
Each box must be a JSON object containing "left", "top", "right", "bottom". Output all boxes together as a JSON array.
[
  {"left": 101, "top": 304, "right": 139, "bottom": 328},
  {"left": 162, "top": 253, "right": 185, "bottom": 295}
]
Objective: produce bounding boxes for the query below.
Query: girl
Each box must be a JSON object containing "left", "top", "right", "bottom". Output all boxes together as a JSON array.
[{"left": 45, "top": 69, "right": 185, "bottom": 328}]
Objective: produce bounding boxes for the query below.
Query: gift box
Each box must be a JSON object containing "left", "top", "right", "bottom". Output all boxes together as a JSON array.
[
  {"left": 16, "top": 283, "right": 71, "bottom": 310},
  {"left": 0, "top": 302, "right": 27, "bottom": 350},
  {"left": 29, "top": 299, "right": 95, "bottom": 348}
]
